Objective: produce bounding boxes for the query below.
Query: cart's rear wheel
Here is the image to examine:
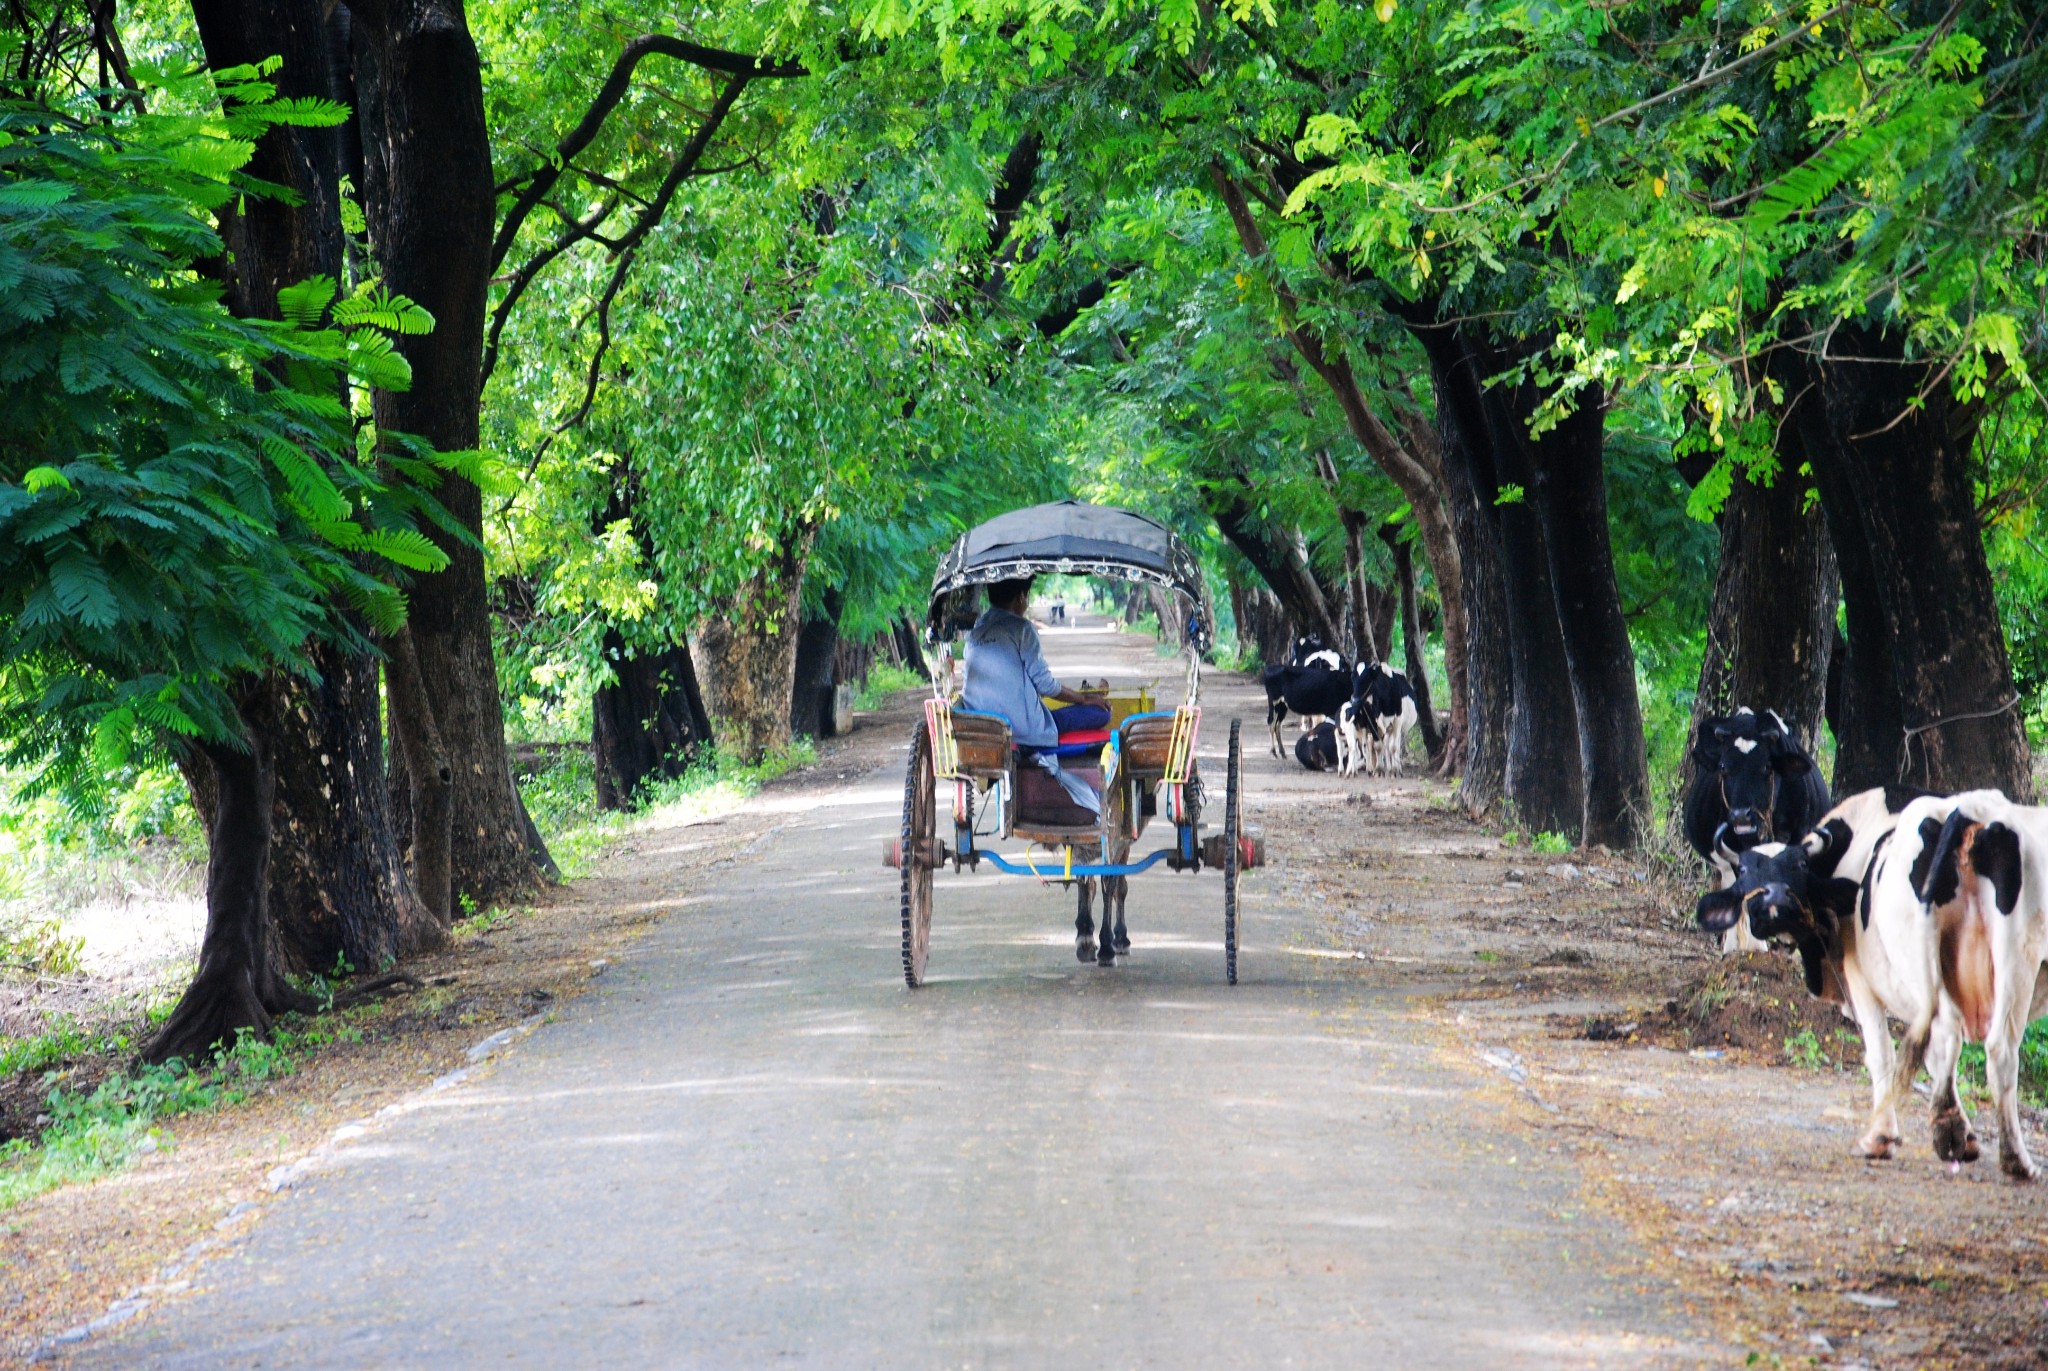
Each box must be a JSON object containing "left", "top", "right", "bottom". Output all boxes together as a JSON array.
[
  {"left": 1224, "top": 718, "right": 1242, "bottom": 985},
  {"left": 901, "top": 721, "right": 936, "bottom": 987}
]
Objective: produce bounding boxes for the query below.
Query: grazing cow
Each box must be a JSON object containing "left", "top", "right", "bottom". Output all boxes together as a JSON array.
[
  {"left": 1693, "top": 787, "right": 1974, "bottom": 1164},
  {"left": 1685, "top": 708, "right": 1831, "bottom": 886},
  {"left": 1894, "top": 790, "right": 2046, "bottom": 1179},
  {"left": 1261, "top": 664, "right": 1356, "bottom": 757},
  {"left": 1295, "top": 720, "right": 1342, "bottom": 772},
  {"left": 1339, "top": 661, "right": 1418, "bottom": 776}
]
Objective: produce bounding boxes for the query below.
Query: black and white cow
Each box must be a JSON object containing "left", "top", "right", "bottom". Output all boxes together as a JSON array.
[
  {"left": 1295, "top": 720, "right": 1342, "bottom": 772},
  {"left": 1339, "top": 661, "right": 1418, "bottom": 777},
  {"left": 1892, "top": 790, "right": 2046, "bottom": 1179},
  {"left": 1261, "top": 663, "right": 1357, "bottom": 757},
  {"left": 1290, "top": 633, "right": 1346, "bottom": 673},
  {"left": 1693, "top": 786, "right": 1981, "bottom": 1165},
  {"left": 1684, "top": 708, "right": 1831, "bottom": 889}
]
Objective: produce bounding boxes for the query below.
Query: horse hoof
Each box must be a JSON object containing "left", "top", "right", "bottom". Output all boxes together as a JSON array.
[
  {"left": 1097, "top": 945, "right": 1116, "bottom": 966},
  {"left": 1113, "top": 931, "right": 1131, "bottom": 952},
  {"left": 1075, "top": 938, "right": 1096, "bottom": 963}
]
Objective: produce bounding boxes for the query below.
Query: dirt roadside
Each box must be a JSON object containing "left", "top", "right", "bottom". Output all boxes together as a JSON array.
[
  {"left": 0, "top": 691, "right": 926, "bottom": 1364},
  {"left": 5, "top": 648, "right": 2045, "bottom": 1367},
  {"left": 1288, "top": 776, "right": 2048, "bottom": 1370}
]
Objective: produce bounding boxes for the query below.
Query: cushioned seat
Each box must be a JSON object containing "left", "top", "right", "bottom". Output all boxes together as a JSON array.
[{"left": 1050, "top": 727, "right": 1111, "bottom": 758}]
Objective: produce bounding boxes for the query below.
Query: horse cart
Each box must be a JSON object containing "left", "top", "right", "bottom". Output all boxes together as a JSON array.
[{"left": 883, "top": 500, "right": 1264, "bottom": 987}]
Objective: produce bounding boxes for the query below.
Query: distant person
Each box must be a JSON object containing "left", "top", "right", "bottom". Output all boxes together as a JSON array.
[
  {"left": 1049, "top": 600, "right": 1067, "bottom": 623},
  {"left": 962, "top": 578, "right": 1107, "bottom": 813}
]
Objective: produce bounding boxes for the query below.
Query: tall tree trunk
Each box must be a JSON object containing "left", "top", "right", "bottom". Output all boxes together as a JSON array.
[
  {"left": 1381, "top": 523, "right": 1446, "bottom": 767},
  {"left": 1685, "top": 443, "right": 1839, "bottom": 803},
  {"left": 789, "top": 588, "right": 845, "bottom": 740},
  {"left": 1421, "top": 341, "right": 1511, "bottom": 813},
  {"left": 381, "top": 628, "right": 453, "bottom": 924},
  {"left": 351, "top": 0, "right": 547, "bottom": 903},
  {"left": 1435, "top": 328, "right": 1584, "bottom": 836},
  {"left": 1787, "top": 330, "right": 2032, "bottom": 797},
  {"left": 1522, "top": 385, "right": 1649, "bottom": 847},
  {"left": 1230, "top": 579, "right": 1294, "bottom": 666},
  {"left": 187, "top": 0, "right": 436, "bottom": 970},
  {"left": 147, "top": 694, "right": 317, "bottom": 1063},
  {"left": 695, "top": 536, "right": 814, "bottom": 759},
  {"left": 593, "top": 632, "right": 714, "bottom": 809}
]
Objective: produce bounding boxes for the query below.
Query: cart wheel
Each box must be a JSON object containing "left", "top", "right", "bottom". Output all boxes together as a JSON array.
[
  {"left": 1224, "top": 718, "right": 1242, "bottom": 985},
  {"left": 901, "top": 721, "right": 936, "bottom": 987}
]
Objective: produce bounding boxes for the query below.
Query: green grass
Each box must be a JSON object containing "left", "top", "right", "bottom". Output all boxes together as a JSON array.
[
  {"left": 1956, "top": 1019, "right": 2048, "bottom": 1109},
  {"left": 520, "top": 737, "right": 819, "bottom": 880},
  {"left": 854, "top": 662, "right": 924, "bottom": 711},
  {"left": 1499, "top": 829, "right": 1573, "bottom": 855},
  {"left": 0, "top": 1010, "right": 365, "bottom": 1211}
]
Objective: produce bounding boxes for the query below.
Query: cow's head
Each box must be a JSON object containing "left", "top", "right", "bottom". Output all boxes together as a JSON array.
[
  {"left": 1695, "top": 837, "right": 1849, "bottom": 995},
  {"left": 1291, "top": 634, "right": 1328, "bottom": 666},
  {"left": 1692, "top": 709, "right": 1812, "bottom": 850}
]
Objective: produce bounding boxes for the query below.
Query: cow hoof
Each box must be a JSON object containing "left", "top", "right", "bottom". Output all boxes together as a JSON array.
[
  {"left": 2001, "top": 1151, "right": 2039, "bottom": 1182},
  {"left": 1075, "top": 937, "right": 1096, "bottom": 963},
  {"left": 1856, "top": 1133, "right": 1897, "bottom": 1161},
  {"left": 1932, "top": 1109, "right": 1979, "bottom": 1163}
]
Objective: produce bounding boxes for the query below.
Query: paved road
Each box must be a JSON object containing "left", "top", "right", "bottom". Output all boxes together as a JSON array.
[{"left": 71, "top": 625, "right": 1712, "bottom": 1369}]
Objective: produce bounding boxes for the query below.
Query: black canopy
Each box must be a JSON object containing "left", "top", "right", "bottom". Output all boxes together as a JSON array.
[{"left": 927, "top": 500, "right": 1210, "bottom": 647}]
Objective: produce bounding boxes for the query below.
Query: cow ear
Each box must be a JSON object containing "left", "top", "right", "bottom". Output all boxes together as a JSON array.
[
  {"left": 1773, "top": 749, "right": 1813, "bottom": 776},
  {"left": 1690, "top": 721, "right": 1724, "bottom": 768},
  {"left": 1696, "top": 888, "right": 1743, "bottom": 933}
]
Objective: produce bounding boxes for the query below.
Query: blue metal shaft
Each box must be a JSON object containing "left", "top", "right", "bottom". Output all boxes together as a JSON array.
[{"left": 969, "top": 847, "right": 1180, "bottom": 879}]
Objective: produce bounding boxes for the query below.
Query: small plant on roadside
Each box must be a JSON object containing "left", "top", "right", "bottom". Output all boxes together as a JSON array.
[
  {"left": 1530, "top": 831, "right": 1572, "bottom": 856},
  {"left": 1785, "top": 1028, "right": 1828, "bottom": 1071},
  {"left": 853, "top": 663, "right": 923, "bottom": 711}
]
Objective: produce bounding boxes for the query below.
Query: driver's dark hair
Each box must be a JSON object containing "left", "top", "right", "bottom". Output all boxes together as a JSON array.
[{"left": 987, "top": 577, "right": 1034, "bottom": 609}]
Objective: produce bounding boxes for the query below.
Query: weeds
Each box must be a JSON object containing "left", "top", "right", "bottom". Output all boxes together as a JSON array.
[
  {"left": 0, "top": 1011, "right": 363, "bottom": 1211},
  {"left": 1956, "top": 1019, "right": 2048, "bottom": 1109},
  {"left": 854, "top": 663, "right": 923, "bottom": 710}
]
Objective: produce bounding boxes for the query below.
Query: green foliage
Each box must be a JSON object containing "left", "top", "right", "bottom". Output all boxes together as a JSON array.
[
  {"left": 0, "top": 77, "right": 457, "bottom": 808},
  {"left": 853, "top": 662, "right": 924, "bottom": 711}
]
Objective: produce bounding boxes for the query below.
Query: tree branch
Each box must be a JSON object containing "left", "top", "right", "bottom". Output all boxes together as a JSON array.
[{"left": 490, "top": 34, "right": 804, "bottom": 272}]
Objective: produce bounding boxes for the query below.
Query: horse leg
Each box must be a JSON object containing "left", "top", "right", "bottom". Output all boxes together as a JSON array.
[{"left": 1075, "top": 879, "right": 1097, "bottom": 962}]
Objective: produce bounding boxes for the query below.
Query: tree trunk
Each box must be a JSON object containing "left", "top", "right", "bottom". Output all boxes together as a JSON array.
[
  {"left": 889, "top": 616, "right": 928, "bottom": 677},
  {"left": 351, "top": 0, "right": 547, "bottom": 904},
  {"left": 1208, "top": 492, "right": 1342, "bottom": 649},
  {"left": 1685, "top": 443, "right": 1839, "bottom": 803},
  {"left": 694, "top": 536, "right": 814, "bottom": 759},
  {"left": 1230, "top": 579, "right": 1294, "bottom": 666},
  {"left": 381, "top": 627, "right": 453, "bottom": 924},
  {"left": 1381, "top": 523, "right": 1446, "bottom": 767},
  {"left": 147, "top": 699, "right": 317, "bottom": 1063},
  {"left": 1523, "top": 385, "right": 1649, "bottom": 848},
  {"left": 1422, "top": 343, "right": 1511, "bottom": 814},
  {"left": 593, "top": 632, "right": 714, "bottom": 809},
  {"left": 1433, "top": 328, "right": 1585, "bottom": 837},
  {"left": 1787, "top": 329, "right": 2032, "bottom": 797},
  {"left": 789, "top": 589, "right": 844, "bottom": 740},
  {"left": 186, "top": 0, "right": 438, "bottom": 970}
]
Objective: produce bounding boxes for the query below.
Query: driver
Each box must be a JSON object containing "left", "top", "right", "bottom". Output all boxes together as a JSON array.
[{"left": 962, "top": 577, "right": 1109, "bottom": 814}]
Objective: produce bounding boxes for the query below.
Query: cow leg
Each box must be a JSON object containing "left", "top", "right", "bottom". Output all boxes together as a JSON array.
[
  {"left": 1267, "top": 702, "right": 1286, "bottom": 757},
  {"left": 1841, "top": 959, "right": 1902, "bottom": 1159},
  {"left": 1987, "top": 981, "right": 2038, "bottom": 1180},
  {"left": 1925, "top": 1011, "right": 1982, "bottom": 1165},
  {"left": 1076, "top": 879, "right": 1097, "bottom": 962},
  {"left": 1337, "top": 718, "right": 1357, "bottom": 776},
  {"left": 1110, "top": 876, "right": 1130, "bottom": 952}
]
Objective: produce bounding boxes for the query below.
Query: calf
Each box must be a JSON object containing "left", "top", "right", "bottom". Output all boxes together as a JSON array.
[
  {"left": 1261, "top": 663, "right": 1354, "bottom": 757},
  {"left": 1339, "top": 661, "right": 1417, "bottom": 776},
  {"left": 1294, "top": 720, "right": 1342, "bottom": 772},
  {"left": 1694, "top": 788, "right": 1980, "bottom": 1165},
  {"left": 1894, "top": 790, "right": 2046, "bottom": 1179}
]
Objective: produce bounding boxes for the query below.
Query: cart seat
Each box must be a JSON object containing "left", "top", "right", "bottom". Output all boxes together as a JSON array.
[
  {"left": 1049, "top": 727, "right": 1110, "bottom": 758},
  {"left": 1015, "top": 760, "right": 1103, "bottom": 829}
]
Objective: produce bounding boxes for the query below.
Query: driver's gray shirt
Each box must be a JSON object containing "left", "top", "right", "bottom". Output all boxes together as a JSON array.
[{"left": 961, "top": 607, "right": 1059, "bottom": 748}]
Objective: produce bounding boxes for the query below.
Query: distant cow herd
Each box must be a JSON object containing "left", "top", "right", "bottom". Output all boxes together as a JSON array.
[
  {"left": 1262, "top": 636, "right": 1419, "bottom": 778},
  {"left": 1686, "top": 707, "right": 2048, "bottom": 1182}
]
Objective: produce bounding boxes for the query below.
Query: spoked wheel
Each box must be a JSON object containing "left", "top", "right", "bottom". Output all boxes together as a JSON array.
[
  {"left": 1223, "top": 718, "right": 1242, "bottom": 985},
  {"left": 901, "top": 721, "right": 936, "bottom": 987}
]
